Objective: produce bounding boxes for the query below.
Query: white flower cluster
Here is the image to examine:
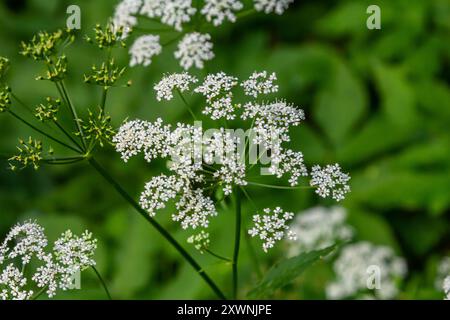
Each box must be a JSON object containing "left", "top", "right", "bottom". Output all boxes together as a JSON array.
[
  {"left": 194, "top": 72, "right": 239, "bottom": 120},
  {"left": 0, "top": 221, "right": 97, "bottom": 300},
  {"left": 129, "top": 35, "right": 162, "bottom": 67},
  {"left": 175, "top": 33, "right": 215, "bottom": 70},
  {"left": 241, "top": 71, "right": 278, "bottom": 98},
  {"left": 248, "top": 207, "right": 297, "bottom": 252},
  {"left": 112, "top": 0, "right": 293, "bottom": 68},
  {"left": 115, "top": 71, "right": 350, "bottom": 251},
  {"left": 435, "top": 256, "right": 450, "bottom": 298},
  {"left": 444, "top": 276, "right": 450, "bottom": 300},
  {"left": 310, "top": 164, "right": 351, "bottom": 201},
  {"left": 154, "top": 72, "right": 198, "bottom": 101},
  {"left": 287, "top": 206, "right": 353, "bottom": 256},
  {"left": 326, "top": 242, "right": 407, "bottom": 300},
  {"left": 112, "top": 0, "right": 142, "bottom": 37},
  {"left": 201, "top": 0, "right": 244, "bottom": 26},
  {"left": 187, "top": 230, "right": 210, "bottom": 253},
  {"left": 254, "top": 0, "right": 294, "bottom": 15}
]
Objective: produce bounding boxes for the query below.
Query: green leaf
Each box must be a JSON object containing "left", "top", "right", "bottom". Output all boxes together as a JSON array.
[
  {"left": 314, "top": 60, "right": 367, "bottom": 147},
  {"left": 248, "top": 245, "right": 336, "bottom": 298},
  {"left": 372, "top": 62, "right": 417, "bottom": 127}
]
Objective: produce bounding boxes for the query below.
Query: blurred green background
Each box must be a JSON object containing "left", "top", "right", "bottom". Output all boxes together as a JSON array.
[{"left": 0, "top": 0, "right": 449, "bottom": 299}]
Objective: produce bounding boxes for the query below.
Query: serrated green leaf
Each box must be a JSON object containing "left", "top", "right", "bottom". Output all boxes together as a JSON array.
[{"left": 248, "top": 245, "right": 336, "bottom": 298}]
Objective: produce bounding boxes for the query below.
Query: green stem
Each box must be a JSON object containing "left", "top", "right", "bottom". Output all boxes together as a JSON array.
[
  {"left": 205, "top": 249, "right": 232, "bottom": 262},
  {"left": 100, "top": 88, "right": 108, "bottom": 112},
  {"left": 92, "top": 266, "right": 112, "bottom": 300},
  {"left": 232, "top": 187, "right": 242, "bottom": 299},
  {"left": 235, "top": 8, "right": 257, "bottom": 19},
  {"left": 8, "top": 110, "right": 81, "bottom": 153},
  {"left": 176, "top": 89, "right": 197, "bottom": 120},
  {"left": 246, "top": 181, "right": 314, "bottom": 190},
  {"left": 88, "top": 157, "right": 226, "bottom": 300},
  {"left": 53, "top": 120, "right": 83, "bottom": 152},
  {"left": 58, "top": 80, "right": 87, "bottom": 150}
]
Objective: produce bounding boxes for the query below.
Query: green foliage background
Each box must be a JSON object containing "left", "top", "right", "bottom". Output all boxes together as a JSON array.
[{"left": 0, "top": 0, "right": 449, "bottom": 299}]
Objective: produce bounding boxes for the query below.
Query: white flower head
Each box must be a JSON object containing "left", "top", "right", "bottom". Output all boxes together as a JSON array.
[
  {"left": 129, "top": 35, "right": 162, "bottom": 67},
  {"left": 194, "top": 72, "right": 239, "bottom": 119},
  {"left": 1, "top": 221, "right": 97, "bottom": 300},
  {"left": 187, "top": 230, "right": 210, "bottom": 253},
  {"left": 241, "top": 71, "right": 278, "bottom": 98},
  {"left": 326, "top": 242, "right": 407, "bottom": 300},
  {"left": 0, "top": 264, "right": 33, "bottom": 300},
  {"left": 288, "top": 206, "right": 353, "bottom": 256},
  {"left": 310, "top": 164, "right": 351, "bottom": 201},
  {"left": 444, "top": 276, "right": 450, "bottom": 300},
  {"left": 201, "top": 0, "right": 244, "bottom": 26},
  {"left": 140, "top": 0, "right": 196, "bottom": 31},
  {"left": 0, "top": 220, "right": 47, "bottom": 265},
  {"left": 112, "top": 0, "right": 142, "bottom": 37},
  {"left": 248, "top": 207, "right": 296, "bottom": 252},
  {"left": 254, "top": 0, "right": 294, "bottom": 15},
  {"left": 154, "top": 72, "right": 198, "bottom": 101},
  {"left": 175, "top": 32, "right": 214, "bottom": 70}
]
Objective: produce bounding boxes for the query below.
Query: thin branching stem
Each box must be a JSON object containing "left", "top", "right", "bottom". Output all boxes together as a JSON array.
[
  {"left": 88, "top": 157, "right": 227, "bottom": 300},
  {"left": 8, "top": 110, "right": 81, "bottom": 153},
  {"left": 92, "top": 266, "right": 112, "bottom": 300},
  {"left": 53, "top": 120, "right": 83, "bottom": 152},
  {"left": 176, "top": 89, "right": 197, "bottom": 120},
  {"left": 246, "top": 181, "right": 314, "bottom": 190},
  {"left": 205, "top": 249, "right": 232, "bottom": 262}
]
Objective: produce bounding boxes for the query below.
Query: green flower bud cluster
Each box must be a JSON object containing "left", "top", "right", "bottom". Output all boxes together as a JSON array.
[
  {"left": 20, "top": 29, "right": 71, "bottom": 61},
  {"left": 36, "top": 55, "right": 68, "bottom": 82},
  {"left": 0, "top": 56, "right": 9, "bottom": 79},
  {"left": 81, "top": 109, "right": 116, "bottom": 148},
  {"left": 9, "top": 137, "right": 51, "bottom": 171},
  {"left": 35, "top": 97, "right": 61, "bottom": 121},
  {"left": 86, "top": 24, "right": 126, "bottom": 49},
  {"left": 84, "top": 59, "right": 126, "bottom": 89},
  {"left": 0, "top": 86, "right": 11, "bottom": 113}
]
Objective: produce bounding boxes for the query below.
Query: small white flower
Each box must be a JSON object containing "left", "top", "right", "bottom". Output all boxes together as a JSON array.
[
  {"left": 248, "top": 207, "right": 296, "bottom": 252},
  {"left": 154, "top": 72, "right": 198, "bottom": 101},
  {"left": 287, "top": 206, "right": 353, "bottom": 256},
  {"left": 310, "top": 164, "right": 351, "bottom": 201},
  {"left": 253, "top": 0, "right": 294, "bottom": 15},
  {"left": 444, "top": 276, "right": 450, "bottom": 300},
  {"left": 187, "top": 231, "right": 210, "bottom": 253},
  {"left": 0, "top": 264, "right": 33, "bottom": 300},
  {"left": 175, "top": 32, "right": 214, "bottom": 70},
  {"left": 140, "top": 0, "right": 196, "bottom": 31},
  {"left": 112, "top": 0, "right": 142, "bottom": 37},
  {"left": 129, "top": 35, "right": 162, "bottom": 67},
  {"left": 201, "top": 0, "right": 244, "bottom": 26},
  {"left": 326, "top": 242, "right": 407, "bottom": 300},
  {"left": 0, "top": 220, "right": 47, "bottom": 265},
  {"left": 241, "top": 71, "right": 278, "bottom": 98},
  {"left": 194, "top": 72, "right": 239, "bottom": 119}
]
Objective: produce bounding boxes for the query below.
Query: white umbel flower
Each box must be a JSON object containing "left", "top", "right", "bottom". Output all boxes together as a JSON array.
[
  {"left": 112, "top": 0, "right": 142, "bottom": 37},
  {"left": 248, "top": 207, "right": 297, "bottom": 252},
  {"left": 194, "top": 72, "right": 239, "bottom": 119},
  {"left": 254, "top": 0, "right": 294, "bottom": 15},
  {"left": 326, "top": 242, "right": 407, "bottom": 300},
  {"left": 0, "top": 264, "right": 33, "bottom": 300},
  {"left": 241, "top": 71, "right": 278, "bottom": 98},
  {"left": 0, "top": 221, "right": 97, "bottom": 300},
  {"left": 129, "top": 35, "right": 162, "bottom": 67},
  {"left": 187, "top": 231, "right": 210, "bottom": 253},
  {"left": 0, "top": 220, "right": 47, "bottom": 265},
  {"left": 310, "top": 164, "right": 351, "bottom": 201},
  {"left": 140, "top": 0, "right": 196, "bottom": 31},
  {"left": 444, "top": 276, "right": 450, "bottom": 300},
  {"left": 175, "top": 32, "right": 214, "bottom": 70},
  {"left": 154, "top": 72, "right": 198, "bottom": 101},
  {"left": 287, "top": 206, "right": 353, "bottom": 256},
  {"left": 201, "top": 0, "right": 244, "bottom": 26}
]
